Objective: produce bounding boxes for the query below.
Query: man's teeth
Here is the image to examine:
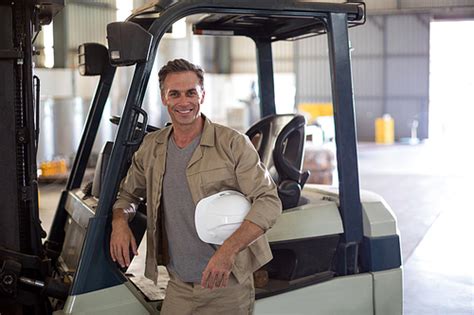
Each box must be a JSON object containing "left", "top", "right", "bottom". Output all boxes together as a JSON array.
[{"left": 176, "top": 109, "right": 192, "bottom": 113}]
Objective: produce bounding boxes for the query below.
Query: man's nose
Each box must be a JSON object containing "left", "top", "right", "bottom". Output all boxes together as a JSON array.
[{"left": 178, "top": 93, "right": 190, "bottom": 102}]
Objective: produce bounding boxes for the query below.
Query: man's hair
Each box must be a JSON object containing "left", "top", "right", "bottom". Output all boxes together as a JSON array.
[{"left": 158, "top": 59, "right": 204, "bottom": 92}]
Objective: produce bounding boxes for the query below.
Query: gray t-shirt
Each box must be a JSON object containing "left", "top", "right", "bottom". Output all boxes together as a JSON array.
[{"left": 162, "top": 134, "right": 216, "bottom": 283}]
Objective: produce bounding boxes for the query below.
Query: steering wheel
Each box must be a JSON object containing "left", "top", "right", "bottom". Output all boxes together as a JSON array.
[{"left": 109, "top": 115, "right": 160, "bottom": 133}]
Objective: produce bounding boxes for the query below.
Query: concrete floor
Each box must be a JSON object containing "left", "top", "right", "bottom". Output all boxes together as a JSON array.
[
  {"left": 357, "top": 142, "right": 473, "bottom": 314},
  {"left": 38, "top": 141, "right": 474, "bottom": 314}
]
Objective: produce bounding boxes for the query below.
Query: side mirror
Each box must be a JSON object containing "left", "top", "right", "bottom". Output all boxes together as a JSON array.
[
  {"left": 78, "top": 43, "right": 109, "bottom": 76},
  {"left": 106, "top": 21, "right": 153, "bottom": 67}
]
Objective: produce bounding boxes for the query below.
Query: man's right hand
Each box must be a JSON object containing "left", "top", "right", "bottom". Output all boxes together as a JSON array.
[{"left": 110, "top": 214, "right": 138, "bottom": 268}]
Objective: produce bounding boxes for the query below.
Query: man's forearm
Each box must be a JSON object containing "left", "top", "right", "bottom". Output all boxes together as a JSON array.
[
  {"left": 112, "top": 208, "right": 130, "bottom": 223},
  {"left": 221, "top": 220, "right": 264, "bottom": 255}
]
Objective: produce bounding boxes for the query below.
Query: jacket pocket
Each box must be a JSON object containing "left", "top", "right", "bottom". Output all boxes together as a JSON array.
[
  {"left": 232, "top": 247, "right": 252, "bottom": 284},
  {"left": 248, "top": 234, "right": 273, "bottom": 268},
  {"left": 200, "top": 167, "right": 237, "bottom": 196}
]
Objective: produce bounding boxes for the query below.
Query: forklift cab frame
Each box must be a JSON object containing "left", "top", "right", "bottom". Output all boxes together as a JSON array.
[{"left": 43, "top": 1, "right": 402, "bottom": 314}]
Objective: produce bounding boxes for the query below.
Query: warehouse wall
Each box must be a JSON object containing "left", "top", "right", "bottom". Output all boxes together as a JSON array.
[
  {"left": 295, "top": 14, "right": 430, "bottom": 141},
  {"left": 230, "top": 37, "right": 294, "bottom": 73},
  {"left": 51, "top": 0, "right": 147, "bottom": 68},
  {"left": 311, "top": 0, "right": 474, "bottom": 13},
  {"left": 295, "top": 1, "right": 473, "bottom": 141},
  {"left": 52, "top": 0, "right": 116, "bottom": 67},
  {"left": 40, "top": 0, "right": 474, "bottom": 144},
  {"left": 354, "top": 14, "right": 429, "bottom": 141}
]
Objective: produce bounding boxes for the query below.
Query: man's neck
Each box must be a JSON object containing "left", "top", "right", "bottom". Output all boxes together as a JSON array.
[{"left": 172, "top": 117, "right": 204, "bottom": 148}]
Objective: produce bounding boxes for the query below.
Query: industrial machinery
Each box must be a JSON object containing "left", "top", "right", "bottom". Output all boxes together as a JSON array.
[
  {"left": 0, "top": 1, "right": 67, "bottom": 314},
  {"left": 0, "top": 1, "right": 403, "bottom": 314}
]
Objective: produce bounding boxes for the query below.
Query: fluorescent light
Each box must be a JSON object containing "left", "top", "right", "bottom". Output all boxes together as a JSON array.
[
  {"left": 171, "top": 18, "right": 187, "bottom": 39},
  {"left": 43, "top": 22, "right": 54, "bottom": 68},
  {"left": 116, "top": 0, "right": 133, "bottom": 21}
]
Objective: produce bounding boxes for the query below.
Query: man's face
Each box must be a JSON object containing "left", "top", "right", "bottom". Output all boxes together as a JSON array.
[{"left": 161, "top": 71, "right": 205, "bottom": 128}]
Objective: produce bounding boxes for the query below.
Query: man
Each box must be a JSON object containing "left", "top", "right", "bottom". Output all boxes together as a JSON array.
[{"left": 110, "top": 59, "right": 281, "bottom": 314}]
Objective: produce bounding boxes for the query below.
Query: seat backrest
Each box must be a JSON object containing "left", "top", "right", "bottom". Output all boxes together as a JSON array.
[
  {"left": 92, "top": 141, "right": 114, "bottom": 198},
  {"left": 246, "top": 114, "right": 310, "bottom": 209},
  {"left": 91, "top": 140, "right": 147, "bottom": 268},
  {"left": 273, "top": 115, "right": 308, "bottom": 184},
  {"left": 246, "top": 115, "right": 293, "bottom": 182},
  {"left": 91, "top": 127, "right": 147, "bottom": 198}
]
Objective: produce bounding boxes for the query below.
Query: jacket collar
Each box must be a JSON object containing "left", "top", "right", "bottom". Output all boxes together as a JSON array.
[
  {"left": 155, "top": 113, "right": 215, "bottom": 147},
  {"left": 200, "top": 114, "right": 215, "bottom": 147}
]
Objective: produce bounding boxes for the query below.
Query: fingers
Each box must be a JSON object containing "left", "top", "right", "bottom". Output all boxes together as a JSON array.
[
  {"left": 201, "top": 249, "right": 235, "bottom": 289},
  {"left": 112, "top": 243, "right": 125, "bottom": 268},
  {"left": 207, "top": 271, "right": 217, "bottom": 289},
  {"left": 110, "top": 237, "right": 128, "bottom": 268},
  {"left": 214, "top": 271, "right": 230, "bottom": 288},
  {"left": 214, "top": 271, "right": 224, "bottom": 288},
  {"left": 221, "top": 271, "right": 230, "bottom": 288},
  {"left": 110, "top": 228, "right": 136, "bottom": 268},
  {"left": 122, "top": 243, "right": 131, "bottom": 267},
  {"left": 131, "top": 235, "right": 138, "bottom": 256},
  {"left": 201, "top": 267, "right": 210, "bottom": 288},
  {"left": 110, "top": 242, "right": 116, "bottom": 262},
  {"left": 201, "top": 269, "right": 230, "bottom": 289}
]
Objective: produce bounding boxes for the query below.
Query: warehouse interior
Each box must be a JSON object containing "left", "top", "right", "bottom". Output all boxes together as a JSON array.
[{"left": 1, "top": 0, "right": 473, "bottom": 314}]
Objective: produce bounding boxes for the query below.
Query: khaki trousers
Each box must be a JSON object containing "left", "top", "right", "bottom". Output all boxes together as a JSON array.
[{"left": 160, "top": 271, "right": 255, "bottom": 315}]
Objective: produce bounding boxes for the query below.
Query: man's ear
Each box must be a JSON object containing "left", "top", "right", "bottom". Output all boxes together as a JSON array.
[
  {"left": 161, "top": 93, "right": 167, "bottom": 106},
  {"left": 200, "top": 89, "right": 206, "bottom": 104}
]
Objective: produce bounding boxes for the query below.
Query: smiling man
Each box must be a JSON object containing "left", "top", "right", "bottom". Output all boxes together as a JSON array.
[{"left": 110, "top": 59, "right": 281, "bottom": 314}]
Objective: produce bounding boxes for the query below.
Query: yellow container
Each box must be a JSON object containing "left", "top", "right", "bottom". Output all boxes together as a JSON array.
[
  {"left": 298, "top": 103, "right": 333, "bottom": 123},
  {"left": 375, "top": 114, "right": 394, "bottom": 144},
  {"left": 40, "top": 159, "right": 68, "bottom": 177}
]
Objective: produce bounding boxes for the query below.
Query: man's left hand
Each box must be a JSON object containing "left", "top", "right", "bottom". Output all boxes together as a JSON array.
[
  {"left": 200, "top": 220, "right": 264, "bottom": 289},
  {"left": 201, "top": 245, "right": 236, "bottom": 289}
]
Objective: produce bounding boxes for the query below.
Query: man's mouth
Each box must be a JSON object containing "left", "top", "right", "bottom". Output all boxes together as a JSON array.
[{"left": 175, "top": 108, "right": 192, "bottom": 114}]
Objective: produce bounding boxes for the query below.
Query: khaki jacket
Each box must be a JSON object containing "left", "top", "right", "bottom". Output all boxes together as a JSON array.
[{"left": 113, "top": 116, "right": 282, "bottom": 283}]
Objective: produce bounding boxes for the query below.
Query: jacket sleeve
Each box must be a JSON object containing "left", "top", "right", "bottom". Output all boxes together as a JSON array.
[
  {"left": 112, "top": 135, "right": 150, "bottom": 221},
  {"left": 231, "top": 134, "right": 282, "bottom": 231}
]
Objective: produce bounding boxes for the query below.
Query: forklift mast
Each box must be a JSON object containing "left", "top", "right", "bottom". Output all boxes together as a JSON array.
[{"left": 0, "top": 0, "right": 63, "bottom": 314}]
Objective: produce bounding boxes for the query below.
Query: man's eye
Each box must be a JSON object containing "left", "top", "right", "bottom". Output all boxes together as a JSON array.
[
  {"left": 169, "top": 92, "right": 179, "bottom": 97},
  {"left": 187, "top": 90, "right": 197, "bottom": 97}
]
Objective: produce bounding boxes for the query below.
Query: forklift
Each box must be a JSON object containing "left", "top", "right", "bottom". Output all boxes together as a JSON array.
[{"left": 0, "top": 1, "right": 403, "bottom": 314}]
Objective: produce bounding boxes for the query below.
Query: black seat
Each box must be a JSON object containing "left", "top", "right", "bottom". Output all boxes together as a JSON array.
[
  {"left": 246, "top": 114, "right": 310, "bottom": 210},
  {"left": 247, "top": 115, "right": 340, "bottom": 283},
  {"left": 91, "top": 140, "right": 147, "bottom": 268},
  {"left": 91, "top": 142, "right": 114, "bottom": 198}
]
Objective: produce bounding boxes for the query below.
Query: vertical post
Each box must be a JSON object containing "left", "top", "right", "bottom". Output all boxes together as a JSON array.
[
  {"left": 327, "top": 12, "right": 363, "bottom": 275},
  {"left": 66, "top": 64, "right": 116, "bottom": 191},
  {"left": 382, "top": 16, "right": 388, "bottom": 114},
  {"left": 0, "top": 3, "right": 21, "bottom": 252},
  {"left": 46, "top": 63, "right": 116, "bottom": 255},
  {"left": 254, "top": 37, "right": 276, "bottom": 117},
  {"left": 53, "top": 9, "right": 68, "bottom": 67}
]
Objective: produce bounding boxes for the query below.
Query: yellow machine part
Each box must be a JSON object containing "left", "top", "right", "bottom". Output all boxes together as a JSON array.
[{"left": 375, "top": 115, "right": 395, "bottom": 144}]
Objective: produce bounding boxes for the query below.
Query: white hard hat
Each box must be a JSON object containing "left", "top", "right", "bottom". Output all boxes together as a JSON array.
[{"left": 195, "top": 190, "right": 251, "bottom": 245}]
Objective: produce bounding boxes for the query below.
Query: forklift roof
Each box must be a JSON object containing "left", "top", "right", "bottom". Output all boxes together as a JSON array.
[{"left": 128, "top": 0, "right": 365, "bottom": 41}]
